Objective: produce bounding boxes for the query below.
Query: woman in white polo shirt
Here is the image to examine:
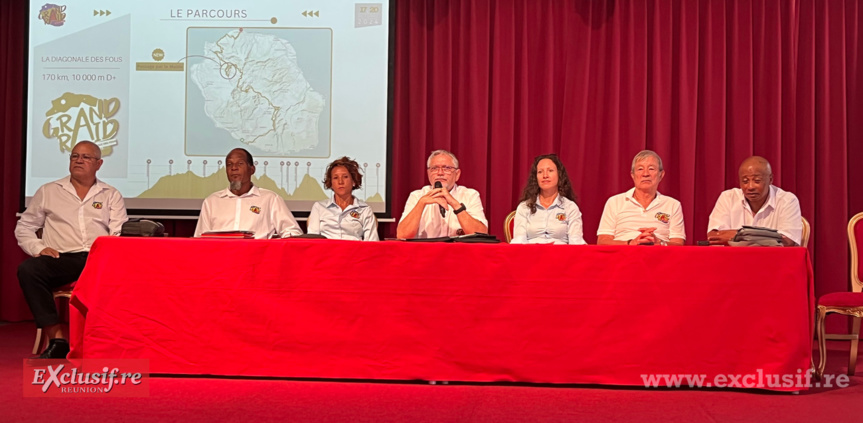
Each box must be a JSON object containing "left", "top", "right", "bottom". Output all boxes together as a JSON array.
[
  {"left": 510, "top": 154, "right": 586, "bottom": 245},
  {"left": 307, "top": 157, "right": 379, "bottom": 241},
  {"left": 596, "top": 150, "right": 685, "bottom": 246}
]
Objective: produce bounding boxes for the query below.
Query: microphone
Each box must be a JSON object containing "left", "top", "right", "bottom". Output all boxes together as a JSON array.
[{"left": 434, "top": 181, "right": 446, "bottom": 218}]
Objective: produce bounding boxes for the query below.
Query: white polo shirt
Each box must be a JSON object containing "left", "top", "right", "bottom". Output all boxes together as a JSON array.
[
  {"left": 194, "top": 186, "right": 302, "bottom": 239},
  {"left": 511, "top": 194, "right": 586, "bottom": 245},
  {"left": 707, "top": 185, "right": 802, "bottom": 245},
  {"left": 597, "top": 188, "right": 686, "bottom": 243},
  {"left": 15, "top": 176, "right": 128, "bottom": 256},
  {"left": 399, "top": 184, "right": 488, "bottom": 238},
  {"left": 307, "top": 195, "right": 379, "bottom": 241}
]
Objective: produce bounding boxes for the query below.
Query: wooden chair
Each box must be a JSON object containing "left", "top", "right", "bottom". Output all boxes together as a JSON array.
[
  {"left": 28, "top": 228, "right": 80, "bottom": 354},
  {"left": 814, "top": 212, "right": 863, "bottom": 379},
  {"left": 32, "top": 282, "right": 75, "bottom": 354},
  {"left": 504, "top": 211, "right": 516, "bottom": 243},
  {"left": 801, "top": 217, "right": 811, "bottom": 247}
]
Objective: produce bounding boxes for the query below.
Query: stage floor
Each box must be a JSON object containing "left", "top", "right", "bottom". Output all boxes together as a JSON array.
[{"left": 3, "top": 322, "right": 863, "bottom": 422}]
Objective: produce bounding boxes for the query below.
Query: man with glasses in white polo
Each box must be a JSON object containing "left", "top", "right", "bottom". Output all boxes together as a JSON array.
[
  {"left": 15, "top": 140, "right": 128, "bottom": 359},
  {"left": 397, "top": 149, "right": 488, "bottom": 239}
]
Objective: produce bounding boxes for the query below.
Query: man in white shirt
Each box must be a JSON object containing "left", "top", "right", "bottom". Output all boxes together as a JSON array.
[
  {"left": 397, "top": 150, "right": 488, "bottom": 239},
  {"left": 16, "top": 141, "right": 128, "bottom": 359},
  {"left": 194, "top": 148, "right": 302, "bottom": 239},
  {"left": 597, "top": 150, "right": 686, "bottom": 246},
  {"left": 707, "top": 156, "right": 802, "bottom": 246}
]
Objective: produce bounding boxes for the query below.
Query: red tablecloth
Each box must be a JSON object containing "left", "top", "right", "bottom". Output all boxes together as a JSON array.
[{"left": 69, "top": 237, "right": 814, "bottom": 391}]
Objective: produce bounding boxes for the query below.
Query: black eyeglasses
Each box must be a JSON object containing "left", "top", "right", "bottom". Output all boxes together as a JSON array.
[
  {"left": 69, "top": 153, "right": 99, "bottom": 162},
  {"left": 427, "top": 166, "right": 458, "bottom": 174}
]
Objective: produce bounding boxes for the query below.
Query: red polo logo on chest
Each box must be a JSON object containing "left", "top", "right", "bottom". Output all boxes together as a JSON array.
[
  {"left": 655, "top": 212, "right": 670, "bottom": 224},
  {"left": 555, "top": 213, "right": 566, "bottom": 221},
  {"left": 249, "top": 206, "right": 261, "bottom": 214},
  {"left": 92, "top": 202, "right": 103, "bottom": 209},
  {"left": 349, "top": 211, "right": 359, "bottom": 219}
]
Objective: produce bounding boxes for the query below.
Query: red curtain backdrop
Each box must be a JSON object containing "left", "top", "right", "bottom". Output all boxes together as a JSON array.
[
  {"left": 2, "top": 0, "right": 863, "bottom": 332},
  {"left": 388, "top": 0, "right": 863, "bottom": 332},
  {"left": 1, "top": 0, "right": 31, "bottom": 321}
]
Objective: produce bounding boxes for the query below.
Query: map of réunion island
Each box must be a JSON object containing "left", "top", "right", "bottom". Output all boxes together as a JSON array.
[{"left": 190, "top": 30, "right": 325, "bottom": 154}]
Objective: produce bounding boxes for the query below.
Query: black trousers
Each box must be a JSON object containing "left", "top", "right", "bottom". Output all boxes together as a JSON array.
[{"left": 17, "top": 252, "right": 88, "bottom": 328}]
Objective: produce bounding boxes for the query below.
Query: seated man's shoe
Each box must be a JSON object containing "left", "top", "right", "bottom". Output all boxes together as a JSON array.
[{"left": 33, "top": 338, "right": 70, "bottom": 359}]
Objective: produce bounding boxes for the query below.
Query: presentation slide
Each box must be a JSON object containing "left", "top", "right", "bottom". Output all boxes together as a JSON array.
[{"left": 25, "top": 0, "right": 391, "bottom": 214}]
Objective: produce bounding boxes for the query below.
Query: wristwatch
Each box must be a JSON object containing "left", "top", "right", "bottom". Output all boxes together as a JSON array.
[{"left": 453, "top": 203, "right": 467, "bottom": 215}]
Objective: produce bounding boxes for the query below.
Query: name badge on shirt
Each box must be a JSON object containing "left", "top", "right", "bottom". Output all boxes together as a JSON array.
[
  {"left": 92, "top": 202, "right": 103, "bottom": 209},
  {"left": 250, "top": 206, "right": 261, "bottom": 214},
  {"left": 349, "top": 210, "right": 359, "bottom": 219},
  {"left": 655, "top": 212, "right": 670, "bottom": 224}
]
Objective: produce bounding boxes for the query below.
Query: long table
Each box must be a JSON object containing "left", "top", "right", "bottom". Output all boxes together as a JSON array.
[{"left": 68, "top": 237, "right": 814, "bottom": 391}]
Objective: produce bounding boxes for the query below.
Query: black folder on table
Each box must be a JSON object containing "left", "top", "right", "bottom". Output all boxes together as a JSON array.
[
  {"left": 402, "top": 236, "right": 454, "bottom": 242},
  {"left": 452, "top": 233, "right": 500, "bottom": 243}
]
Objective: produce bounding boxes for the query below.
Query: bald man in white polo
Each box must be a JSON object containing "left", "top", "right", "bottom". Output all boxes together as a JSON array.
[{"left": 707, "top": 156, "right": 802, "bottom": 246}]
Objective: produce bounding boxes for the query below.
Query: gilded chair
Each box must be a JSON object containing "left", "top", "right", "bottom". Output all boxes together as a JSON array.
[
  {"left": 32, "top": 282, "right": 75, "bottom": 354},
  {"left": 801, "top": 217, "right": 811, "bottom": 247},
  {"left": 504, "top": 211, "right": 516, "bottom": 243},
  {"left": 815, "top": 212, "right": 863, "bottom": 379}
]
